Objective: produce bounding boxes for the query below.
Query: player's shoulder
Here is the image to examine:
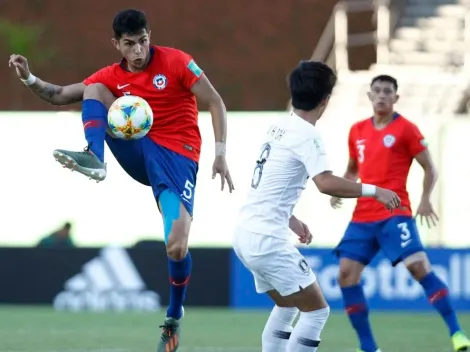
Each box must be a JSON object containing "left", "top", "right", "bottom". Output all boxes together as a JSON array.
[
  {"left": 153, "top": 45, "right": 191, "bottom": 59},
  {"left": 351, "top": 117, "right": 372, "bottom": 129},
  {"left": 85, "top": 63, "right": 122, "bottom": 84},
  {"left": 268, "top": 114, "right": 322, "bottom": 152},
  {"left": 394, "top": 113, "right": 418, "bottom": 127}
]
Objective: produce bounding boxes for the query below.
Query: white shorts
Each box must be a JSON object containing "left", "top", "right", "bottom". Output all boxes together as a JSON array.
[{"left": 232, "top": 226, "right": 316, "bottom": 297}]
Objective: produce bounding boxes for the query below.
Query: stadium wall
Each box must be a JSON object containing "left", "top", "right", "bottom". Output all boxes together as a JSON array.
[
  {"left": 230, "top": 248, "right": 470, "bottom": 311},
  {"left": 1, "top": 0, "right": 374, "bottom": 111},
  {"left": 1, "top": 246, "right": 470, "bottom": 311}
]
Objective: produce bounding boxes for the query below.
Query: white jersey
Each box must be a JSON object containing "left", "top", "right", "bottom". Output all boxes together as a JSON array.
[{"left": 237, "top": 113, "right": 330, "bottom": 239}]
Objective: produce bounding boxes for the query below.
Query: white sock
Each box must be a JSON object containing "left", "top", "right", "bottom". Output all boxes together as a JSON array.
[
  {"left": 262, "top": 305, "right": 299, "bottom": 352},
  {"left": 286, "top": 306, "right": 330, "bottom": 351}
]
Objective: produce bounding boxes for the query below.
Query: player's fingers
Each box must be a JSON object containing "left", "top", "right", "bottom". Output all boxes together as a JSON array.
[
  {"left": 432, "top": 211, "right": 440, "bottom": 222},
  {"left": 430, "top": 215, "right": 437, "bottom": 227},
  {"left": 226, "top": 172, "right": 235, "bottom": 192},
  {"left": 425, "top": 216, "right": 431, "bottom": 229},
  {"left": 212, "top": 166, "right": 216, "bottom": 179},
  {"left": 220, "top": 171, "right": 225, "bottom": 191}
]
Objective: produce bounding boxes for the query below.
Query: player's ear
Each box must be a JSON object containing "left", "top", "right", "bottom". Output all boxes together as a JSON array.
[
  {"left": 147, "top": 30, "right": 151, "bottom": 41},
  {"left": 394, "top": 94, "right": 400, "bottom": 103},
  {"left": 367, "top": 91, "right": 372, "bottom": 101},
  {"left": 111, "top": 38, "right": 120, "bottom": 51},
  {"left": 321, "top": 94, "right": 331, "bottom": 107}
]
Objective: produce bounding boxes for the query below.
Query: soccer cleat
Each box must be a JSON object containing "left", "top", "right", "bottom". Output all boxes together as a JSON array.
[
  {"left": 157, "top": 317, "right": 181, "bottom": 352},
  {"left": 452, "top": 331, "right": 470, "bottom": 351},
  {"left": 53, "top": 146, "right": 106, "bottom": 182}
]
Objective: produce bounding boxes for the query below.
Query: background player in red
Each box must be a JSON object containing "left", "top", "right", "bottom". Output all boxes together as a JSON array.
[
  {"left": 8, "top": 9, "right": 234, "bottom": 352},
  {"left": 330, "top": 75, "right": 470, "bottom": 352}
]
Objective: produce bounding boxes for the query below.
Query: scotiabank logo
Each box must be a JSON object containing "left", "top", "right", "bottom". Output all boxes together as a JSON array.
[{"left": 305, "top": 254, "right": 470, "bottom": 300}]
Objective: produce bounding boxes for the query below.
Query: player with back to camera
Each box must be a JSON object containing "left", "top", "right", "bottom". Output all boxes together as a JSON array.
[
  {"left": 232, "top": 61, "right": 401, "bottom": 352},
  {"left": 331, "top": 75, "right": 470, "bottom": 352},
  {"left": 8, "top": 9, "right": 235, "bottom": 352}
]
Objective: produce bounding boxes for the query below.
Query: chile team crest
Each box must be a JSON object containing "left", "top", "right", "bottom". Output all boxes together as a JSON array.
[
  {"left": 383, "top": 134, "right": 396, "bottom": 148},
  {"left": 153, "top": 74, "right": 167, "bottom": 90}
]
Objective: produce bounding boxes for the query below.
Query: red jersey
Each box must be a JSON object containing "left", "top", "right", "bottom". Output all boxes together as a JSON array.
[
  {"left": 83, "top": 46, "right": 203, "bottom": 162},
  {"left": 348, "top": 114, "right": 427, "bottom": 222}
]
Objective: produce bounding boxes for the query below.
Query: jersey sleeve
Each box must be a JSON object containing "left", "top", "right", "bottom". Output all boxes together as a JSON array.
[
  {"left": 83, "top": 66, "right": 114, "bottom": 86},
  {"left": 172, "top": 51, "right": 204, "bottom": 90},
  {"left": 299, "top": 137, "right": 331, "bottom": 178},
  {"left": 348, "top": 126, "right": 357, "bottom": 160},
  {"left": 405, "top": 122, "right": 428, "bottom": 157}
]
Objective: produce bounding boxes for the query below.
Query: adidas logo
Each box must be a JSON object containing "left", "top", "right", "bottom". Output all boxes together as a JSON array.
[{"left": 53, "top": 246, "right": 161, "bottom": 312}]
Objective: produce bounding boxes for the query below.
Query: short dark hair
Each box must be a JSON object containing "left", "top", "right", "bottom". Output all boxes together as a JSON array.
[
  {"left": 370, "top": 75, "right": 398, "bottom": 91},
  {"left": 113, "top": 9, "right": 148, "bottom": 39},
  {"left": 289, "top": 61, "right": 337, "bottom": 111}
]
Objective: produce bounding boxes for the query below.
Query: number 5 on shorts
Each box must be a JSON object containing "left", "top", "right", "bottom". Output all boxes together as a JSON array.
[{"left": 182, "top": 180, "right": 194, "bottom": 201}]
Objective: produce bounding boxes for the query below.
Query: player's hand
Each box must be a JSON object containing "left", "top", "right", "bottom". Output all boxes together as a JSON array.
[
  {"left": 375, "top": 187, "right": 401, "bottom": 211},
  {"left": 289, "top": 216, "right": 313, "bottom": 245},
  {"left": 8, "top": 54, "right": 31, "bottom": 80},
  {"left": 330, "top": 196, "right": 343, "bottom": 209},
  {"left": 212, "top": 155, "right": 235, "bottom": 193},
  {"left": 416, "top": 197, "right": 439, "bottom": 228}
]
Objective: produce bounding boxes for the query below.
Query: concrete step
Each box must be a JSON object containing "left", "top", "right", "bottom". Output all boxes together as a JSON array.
[
  {"left": 399, "top": 16, "right": 463, "bottom": 29},
  {"left": 389, "top": 51, "right": 463, "bottom": 66},
  {"left": 404, "top": 4, "right": 465, "bottom": 18},
  {"left": 390, "top": 39, "right": 465, "bottom": 53},
  {"left": 408, "top": 0, "right": 463, "bottom": 5},
  {"left": 395, "top": 27, "right": 463, "bottom": 41}
]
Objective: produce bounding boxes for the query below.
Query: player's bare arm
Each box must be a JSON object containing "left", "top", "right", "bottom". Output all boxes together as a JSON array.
[
  {"left": 191, "top": 75, "right": 235, "bottom": 192},
  {"left": 330, "top": 157, "right": 359, "bottom": 209},
  {"left": 314, "top": 171, "right": 401, "bottom": 210},
  {"left": 415, "top": 149, "right": 439, "bottom": 227},
  {"left": 289, "top": 215, "right": 313, "bottom": 244},
  {"left": 9, "top": 54, "right": 84, "bottom": 106}
]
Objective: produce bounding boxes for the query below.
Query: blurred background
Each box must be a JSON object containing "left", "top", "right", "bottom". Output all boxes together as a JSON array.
[{"left": 1, "top": 0, "right": 470, "bottom": 351}]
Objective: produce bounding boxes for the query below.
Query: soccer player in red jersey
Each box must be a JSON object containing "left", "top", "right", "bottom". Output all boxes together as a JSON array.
[
  {"left": 9, "top": 9, "right": 234, "bottom": 352},
  {"left": 331, "top": 75, "right": 470, "bottom": 352}
]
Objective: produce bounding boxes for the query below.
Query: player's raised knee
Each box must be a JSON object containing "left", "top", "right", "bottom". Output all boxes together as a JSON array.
[{"left": 83, "top": 83, "right": 115, "bottom": 105}]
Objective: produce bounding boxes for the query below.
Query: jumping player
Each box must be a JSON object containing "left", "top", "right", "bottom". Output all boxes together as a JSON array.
[
  {"left": 9, "top": 9, "right": 234, "bottom": 352},
  {"left": 331, "top": 75, "right": 470, "bottom": 352},
  {"left": 233, "top": 62, "right": 401, "bottom": 352}
]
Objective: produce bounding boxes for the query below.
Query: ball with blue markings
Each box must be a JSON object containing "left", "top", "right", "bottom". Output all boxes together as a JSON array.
[{"left": 107, "top": 95, "right": 153, "bottom": 140}]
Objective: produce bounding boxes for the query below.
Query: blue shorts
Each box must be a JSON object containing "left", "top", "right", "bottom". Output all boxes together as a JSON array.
[
  {"left": 105, "top": 135, "right": 198, "bottom": 217},
  {"left": 334, "top": 216, "right": 424, "bottom": 266}
]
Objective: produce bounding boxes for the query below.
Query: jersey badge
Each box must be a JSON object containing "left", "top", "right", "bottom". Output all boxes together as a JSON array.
[
  {"left": 383, "top": 134, "right": 396, "bottom": 148},
  {"left": 153, "top": 74, "right": 168, "bottom": 90}
]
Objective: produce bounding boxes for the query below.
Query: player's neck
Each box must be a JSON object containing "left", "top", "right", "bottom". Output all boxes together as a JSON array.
[
  {"left": 292, "top": 109, "right": 320, "bottom": 126},
  {"left": 372, "top": 111, "right": 395, "bottom": 129}
]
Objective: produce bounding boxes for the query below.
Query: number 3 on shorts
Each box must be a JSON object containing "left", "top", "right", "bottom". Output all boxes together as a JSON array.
[
  {"left": 398, "top": 222, "right": 412, "bottom": 247},
  {"left": 182, "top": 180, "right": 194, "bottom": 200}
]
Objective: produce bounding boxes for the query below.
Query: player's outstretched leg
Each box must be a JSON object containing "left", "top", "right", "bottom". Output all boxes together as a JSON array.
[
  {"left": 405, "top": 252, "right": 470, "bottom": 352},
  {"left": 261, "top": 305, "right": 298, "bottom": 351},
  {"left": 267, "top": 282, "right": 329, "bottom": 352},
  {"left": 338, "top": 258, "right": 380, "bottom": 352},
  {"left": 53, "top": 83, "right": 112, "bottom": 182},
  {"left": 157, "top": 190, "right": 192, "bottom": 352}
]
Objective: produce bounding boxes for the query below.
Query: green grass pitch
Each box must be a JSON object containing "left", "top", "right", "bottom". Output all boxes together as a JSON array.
[{"left": 1, "top": 306, "right": 469, "bottom": 351}]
